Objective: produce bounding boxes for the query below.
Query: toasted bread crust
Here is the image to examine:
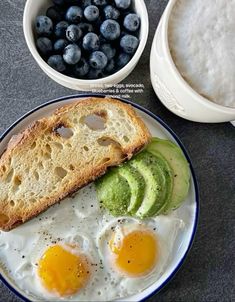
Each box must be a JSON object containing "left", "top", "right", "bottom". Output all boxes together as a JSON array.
[{"left": 0, "top": 97, "right": 151, "bottom": 231}]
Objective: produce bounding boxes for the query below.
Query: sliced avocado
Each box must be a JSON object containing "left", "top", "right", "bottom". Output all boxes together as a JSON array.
[
  {"left": 118, "top": 164, "right": 145, "bottom": 215},
  {"left": 147, "top": 138, "right": 190, "bottom": 212},
  {"left": 95, "top": 169, "right": 131, "bottom": 216},
  {"left": 148, "top": 150, "right": 174, "bottom": 214},
  {"left": 130, "top": 151, "right": 166, "bottom": 218}
]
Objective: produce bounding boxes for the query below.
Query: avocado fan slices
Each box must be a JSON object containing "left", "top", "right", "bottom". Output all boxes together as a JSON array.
[{"left": 95, "top": 138, "right": 191, "bottom": 218}]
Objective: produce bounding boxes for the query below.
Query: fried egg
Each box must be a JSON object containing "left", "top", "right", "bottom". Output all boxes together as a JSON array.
[
  {"left": 0, "top": 184, "right": 184, "bottom": 301},
  {"left": 97, "top": 216, "right": 184, "bottom": 294}
]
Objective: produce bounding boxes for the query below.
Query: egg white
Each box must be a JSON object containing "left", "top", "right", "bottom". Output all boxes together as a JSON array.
[{"left": 0, "top": 184, "right": 184, "bottom": 301}]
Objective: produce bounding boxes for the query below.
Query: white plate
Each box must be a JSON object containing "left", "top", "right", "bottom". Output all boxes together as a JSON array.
[{"left": 0, "top": 95, "right": 199, "bottom": 302}]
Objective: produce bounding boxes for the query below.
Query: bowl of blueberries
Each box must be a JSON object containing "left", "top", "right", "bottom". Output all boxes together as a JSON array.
[{"left": 23, "top": 0, "right": 149, "bottom": 91}]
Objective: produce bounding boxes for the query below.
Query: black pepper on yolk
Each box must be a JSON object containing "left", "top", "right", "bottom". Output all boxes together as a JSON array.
[
  {"left": 109, "top": 229, "right": 158, "bottom": 277},
  {"left": 38, "top": 245, "right": 90, "bottom": 297}
]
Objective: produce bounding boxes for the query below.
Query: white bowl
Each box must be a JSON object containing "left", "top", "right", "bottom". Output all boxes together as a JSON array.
[
  {"left": 23, "top": 0, "right": 149, "bottom": 91},
  {"left": 0, "top": 94, "right": 198, "bottom": 302},
  {"left": 150, "top": 0, "right": 235, "bottom": 123}
]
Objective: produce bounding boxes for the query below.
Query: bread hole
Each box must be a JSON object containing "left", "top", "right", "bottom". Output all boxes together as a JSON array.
[
  {"left": 80, "top": 112, "right": 107, "bottom": 130},
  {"left": 10, "top": 200, "right": 15, "bottom": 207},
  {"left": 53, "top": 142, "right": 63, "bottom": 150},
  {"left": 30, "top": 142, "right": 37, "bottom": 149},
  {"left": 123, "top": 135, "right": 130, "bottom": 142},
  {"left": 2, "top": 165, "right": 6, "bottom": 173},
  {"left": 69, "top": 164, "right": 75, "bottom": 171},
  {"left": 13, "top": 175, "right": 22, "bottom": 186},
  {"left": 29, "top": 198, "right": 37, "bottom": 203},
  {"left": 38, "top": 162, "right": 44, "bottom": 169},
  {"left": 54, "top": 125, "right": 74, "bottom": 139},
  {"left": 6, "top": 169, "right": 14, "bottom": 183},
  {"left": 101, "top": 157, "right": 110, "bottom": 164},
  {"left": 97, "top": 137, "right": 121, "bottom": 147},
  {"left": 30, "top": 192, "right": 35, "bottom": 196},
  {"left": 34, "top": 171, "right": 39, "bottom": 181},
  {"left": 55, "top": 167, "right": 67, "bottom": 179},
  {"left": 44, "top": 152, "right": 51, "bottom": 160},
  {"left": 45, "top": 144, "right": 52, "bottom": 153},
  {"left": 0, "top": 213, "right": 9, "bottom": 225},
  {"left": 47, "top": 136, "right": 52, "bottom": 141},
  {"left": 118, "top": 109, "right": 125, "bottom": 117},
  {"left": 73, "top": 118, "right": 78, "bottom": 123},
  {"left": 83, "top": 146, "right": 89, "bottom": 151},
  {"left": 66, "top": 143, "right": 72, "bottom": 148}
]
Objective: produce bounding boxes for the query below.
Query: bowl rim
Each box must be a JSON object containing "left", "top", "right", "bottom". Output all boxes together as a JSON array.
[
  {"left": 23, "top": 0, "right": 149, "bottom": 84},
  {"left": 0, "top": 94, "right": 199, "bottom": 302},
  {"left": 161, "top": 0, "right": 235, "bottom": 113}
]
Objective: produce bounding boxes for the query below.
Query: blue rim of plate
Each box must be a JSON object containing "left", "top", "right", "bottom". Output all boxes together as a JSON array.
[{"left": 0, "top": 94, "right": 199, "bottom": 302}]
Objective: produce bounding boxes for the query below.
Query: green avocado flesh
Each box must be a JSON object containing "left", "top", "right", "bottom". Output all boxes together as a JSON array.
[
  {"left": 95, "top": 137, "right": 191, "bottom": 218},
  {"left": 130, "top": 151, "right": 168, "bottom": 218},
  {"left": 146, "top": 150, "right": 174, "bottom": 214},
  {"left": 118, "top": 164, "right": 145, "bottom": 215},
  {"left": 147, "top": 138, "right": 190, "bottom": 211},
  {"left": 95, "top": 169, "right": 131, "bottom": 216}
]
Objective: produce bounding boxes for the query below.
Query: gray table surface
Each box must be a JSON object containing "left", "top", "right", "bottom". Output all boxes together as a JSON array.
[{"left": 0, "top": 0, "right": 235, "bottom": 301}]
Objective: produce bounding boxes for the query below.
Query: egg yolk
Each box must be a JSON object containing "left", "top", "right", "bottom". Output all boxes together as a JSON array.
[
  {"left": 109, "top": 230, "right": 158, "bottom": 277},
  {"left": 38, "top": 245, "right": 90, "bottom": 297}
]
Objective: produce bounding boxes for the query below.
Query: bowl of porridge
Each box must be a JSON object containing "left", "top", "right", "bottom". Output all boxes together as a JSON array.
[{"left": 150, "top": 0, "right": 235, "bottom": 123}]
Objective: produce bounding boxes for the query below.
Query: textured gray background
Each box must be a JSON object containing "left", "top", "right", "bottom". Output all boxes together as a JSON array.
[{"left": 0, "top": 0, "right": 235, "bottom": 301}]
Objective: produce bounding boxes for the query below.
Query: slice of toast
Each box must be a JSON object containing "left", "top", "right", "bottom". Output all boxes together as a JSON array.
[{"left": 0, "top": 97, "right": 151, "bottom": 231}]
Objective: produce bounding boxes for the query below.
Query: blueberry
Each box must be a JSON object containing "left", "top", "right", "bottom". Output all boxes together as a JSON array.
[
  {"left": 83, "top": 32, "right": 100, "bottom": 52},
  {"left": 77, "top": 22, "right": 94, "bottom": 35},
  {"left": 93, "top": 0, "right": 108, "bottom": 6},
  {"left": 120, "top": 34, "right": 139, "bottom": 54},
  {"left": 124, "top": 13, "right": 140, "bottom": 32},
  {"left": 54, "top": 21, "right": 69, "bottom": 38},
  {"left": 52, "top": 0, "right": 65, "bottom": 6},
  {"left": 54, "top": 39, "right": 69, "bottom": 53},
  {"left": 89, "top": 51, "right": 108, "bottom": 69},
  {"left": 47, "top": 55, "right": 66, "bottom": 72},
  {"left": 82, "top": 0, "right": 92, "bottom": 8},
  {"left": 66, "top": 6, "right": 83, "bottom": 23},
  {"left": 100, "top": 20, "right": 120, "bottom": 40},
  {"left": 63, "top": 44, "right": 81, "bottom": 64},
  {"left": 87, "top": 68, "right": 104, "bottom": 79},
  {"left": 105, "top": 58, "right": 115, "bottom": 73},
  {"left": 116, "top": 52, "right": 131, "bottom": 68},
  {"left": 73, "top": 58, "right": 90, "bottom": 77},
  {"left": 84, "top": 5, "right": 99, "bottom": 22},
  {"left": 46, "top": 6, "right": 62, "bottom": 23},
  {"left": 100, "top": 43, "right": 116, "bottom": 60},
  {"left": 36, "top": 37, "right": 52, "bottom": 56},
  {"left": 103, "top": 5, "right": 120, "bottom": 20},
  {"left": 114, "top": 0, "right": 131, "bottom": 10},
  {"left": 35, "top": 16, "right": 53, "bottom": 36},
  {"left": 66, "top": 24, "right": 82, "bottom": 42}
]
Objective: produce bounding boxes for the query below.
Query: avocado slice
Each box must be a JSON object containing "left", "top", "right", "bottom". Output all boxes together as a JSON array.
[
  {"left": 147, "top": 138, "right": 190, "bottom": 212},
  {"left": 95, "top": 169, "right": 131, "bottom": 216},
  {"left": 130, "top": 151, "right": 167, "bottom": 218},
  {"left": 147, "top": 150, "right": 174, "bottom": 214},
  {"left": 118, "top": 164, "right": 145, "bottom": 215}
]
